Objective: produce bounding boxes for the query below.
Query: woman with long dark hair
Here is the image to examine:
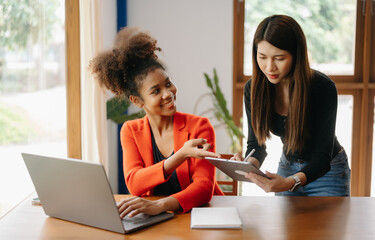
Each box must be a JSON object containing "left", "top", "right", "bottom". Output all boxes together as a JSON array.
[{"left": 233, "top": 15, "right": 350, "bottom": 196}]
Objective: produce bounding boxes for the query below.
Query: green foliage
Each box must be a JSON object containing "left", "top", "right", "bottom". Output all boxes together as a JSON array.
[
  {"left": 106, "top": 97, "right": 145, "bottom": 124},
  {"left": 245, "top": 0, "right": 355, "bottom": 64},
  {"left": 0, "top": 0, "right": 64, "bottom": 93},
  {"left": 0, "top": 106, "right": 35, "bottom": 144},
  {"left": 0, "top": 0, "right": 60, "bottom": 51},
  {"left": 204, "top": 69, "right": 244, "bottom": 153}
]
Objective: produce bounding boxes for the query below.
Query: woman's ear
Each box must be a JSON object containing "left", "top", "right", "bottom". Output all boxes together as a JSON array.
[{"left": 129, "top": 95, "right": 144, "bottom": 108}]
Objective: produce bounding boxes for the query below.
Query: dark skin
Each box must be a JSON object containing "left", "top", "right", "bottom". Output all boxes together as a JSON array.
[{"left": 117, "top": 68, "right": 220, "bottom": 218}]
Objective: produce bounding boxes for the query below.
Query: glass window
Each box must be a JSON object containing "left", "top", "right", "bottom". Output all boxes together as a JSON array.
[
  {"left": 0, "top": 0, "right": 66, "bottom": 217},
  {"left": 241, "top": 95, "right": 353, "bottom": 196},
  {"left": 244, "top": 0, "right": 356, "bottom": 76},
  {"left": 336, "top": 95, "right": 353, "bottom": 169}
]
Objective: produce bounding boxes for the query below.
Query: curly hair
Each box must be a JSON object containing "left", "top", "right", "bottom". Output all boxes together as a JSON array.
[{"left": 89, "top": 27, "right": 165, "bottom": 99}]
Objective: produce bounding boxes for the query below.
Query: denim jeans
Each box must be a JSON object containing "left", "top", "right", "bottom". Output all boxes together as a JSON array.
[{"left": 275, "top": 150, "right": 351, "bottom": 196}]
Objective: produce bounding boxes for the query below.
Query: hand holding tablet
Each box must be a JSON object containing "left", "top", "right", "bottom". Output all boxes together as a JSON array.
[
  {"left": 205, "top": 152, "right": 268, "bottom": 183},
  {"left": 244, "top": 149, "right": 256, "bottom": 162}
]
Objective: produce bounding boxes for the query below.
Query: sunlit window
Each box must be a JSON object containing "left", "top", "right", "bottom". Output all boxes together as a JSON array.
[
  {"left": 244, "top": 0, "right": 356, "bottom": 76},
  {"left": 0, "top": 0, "right": 66, "bottom": 217}
]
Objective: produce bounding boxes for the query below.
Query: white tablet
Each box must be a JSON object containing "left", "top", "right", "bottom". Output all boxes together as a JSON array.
[{"left": 205, "top": 157, "right": 267, "bottom": 182}]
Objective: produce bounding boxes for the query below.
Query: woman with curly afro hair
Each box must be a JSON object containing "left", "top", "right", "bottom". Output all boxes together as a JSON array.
[{"left": 90, "top": 27, "right": 224, "bottom": 219}]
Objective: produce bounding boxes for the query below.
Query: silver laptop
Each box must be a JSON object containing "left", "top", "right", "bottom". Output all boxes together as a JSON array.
[{"left": 22, "top": 153, "right": 174, "bottom": 234}]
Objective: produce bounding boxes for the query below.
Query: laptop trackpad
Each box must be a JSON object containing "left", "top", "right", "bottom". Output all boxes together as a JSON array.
[{"left": 122, "top": 212, "right": 174, "bottom": 233}]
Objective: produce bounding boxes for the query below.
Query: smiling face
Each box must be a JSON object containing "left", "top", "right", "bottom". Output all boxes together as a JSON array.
[
  {"left": 256, "top": 40, "right": 293, "bottom": 85},
  {"left": 131, "top": 68, "right": 177, "bottom": 118}
]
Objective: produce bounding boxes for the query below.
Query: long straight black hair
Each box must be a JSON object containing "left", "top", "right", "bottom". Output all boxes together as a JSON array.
[{"left": 251, "top": 15, "right": 312, "bottom": 154}]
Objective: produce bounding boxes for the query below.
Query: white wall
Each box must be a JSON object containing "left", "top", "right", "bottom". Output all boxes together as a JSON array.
[
  {"left": 103, "top": 0, "right": 234, "bottom": 192},
  {"left": 101, "top": 0, "right": 118, "bottom": 194},
  {"left": 127, "top": 0, "right": 233, "bottom": 152}
]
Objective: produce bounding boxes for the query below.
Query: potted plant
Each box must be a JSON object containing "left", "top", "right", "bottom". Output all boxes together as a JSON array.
[
  {"left": 106, "top": 97, "right": 145, "bottom": 124},
  {"left": 197, "top": 68, "right": 244, "bottom": 153}
]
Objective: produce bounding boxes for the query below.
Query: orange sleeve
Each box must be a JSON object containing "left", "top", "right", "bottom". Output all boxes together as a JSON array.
[
  {"left": 120, "top": 121, "right": 169, "bottom": 196},
  {"left": 171, "top": 117, "right": 221, "bottom": 212}
]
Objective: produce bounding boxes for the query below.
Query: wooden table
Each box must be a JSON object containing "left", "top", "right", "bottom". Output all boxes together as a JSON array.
[{"left": 1, "top": 194, "right": 374, "bottom": 240}]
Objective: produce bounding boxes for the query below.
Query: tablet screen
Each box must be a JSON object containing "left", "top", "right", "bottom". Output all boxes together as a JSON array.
[{"left": 205, "top": 157, "right": 267, "bottom": 182}]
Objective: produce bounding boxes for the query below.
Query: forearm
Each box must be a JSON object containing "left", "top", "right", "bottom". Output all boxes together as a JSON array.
[
  {"left": 294, "top": 171, "right": 307, "bottom": 186},
  {"left": 171, "top": 160, "right": 216, "bottom": 213},
  {"left": 163, "top": 150, "right": 186, "bottom": 177},
  {"left": 163, "top": 138, "right": 219, "bottom": 177},
  {"left": 157, "top": 196, "right": 181, "bottom": 212},
  {"left": 283, "top": 172, "right": 307, "bottom": 192},
  {"left": 125, "top": 162, "right": 166, "bottom": 196},
  {"left": 300, "top": 157, "right": 331, "bottom": 184},
  {"left": 283, "top": 172, "right": 307, "bottom": 190},
  {"left": 248, "top": 157, "right": 260, "bottom": 168}
]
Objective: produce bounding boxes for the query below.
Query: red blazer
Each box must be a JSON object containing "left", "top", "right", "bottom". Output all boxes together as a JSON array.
[{"left": 120, "top": 112, "right": 224, "bottom": 213}]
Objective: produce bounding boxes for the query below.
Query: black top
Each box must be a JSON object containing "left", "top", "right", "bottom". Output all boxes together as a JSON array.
[
  {"left": 244, "top": 71, "right": 342, "bottom": 184},
  {"left": 150, "top": 130, "right": 182, "bottom": 195}
]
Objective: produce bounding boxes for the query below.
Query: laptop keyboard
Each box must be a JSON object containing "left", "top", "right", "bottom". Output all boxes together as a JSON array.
[{"left": 122, "top": 213, "right": 151, "bottom": 224}]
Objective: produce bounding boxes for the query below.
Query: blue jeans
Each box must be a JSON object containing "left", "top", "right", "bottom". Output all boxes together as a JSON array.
[{"left": 275, "top": 150, "right": 351, "bottom": 196}]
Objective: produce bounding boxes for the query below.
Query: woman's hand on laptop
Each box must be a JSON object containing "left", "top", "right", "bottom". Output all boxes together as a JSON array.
[{"left": 117, "top": 196, "right": 180, "bottom": 218}]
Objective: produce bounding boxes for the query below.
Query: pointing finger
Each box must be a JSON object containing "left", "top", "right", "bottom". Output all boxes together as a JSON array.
[
  {"left": 201, "top": 143, "right": 211, "bottom": 151},
  {"left": 190, "top": 138, "right": 207, "bottom": 147}
]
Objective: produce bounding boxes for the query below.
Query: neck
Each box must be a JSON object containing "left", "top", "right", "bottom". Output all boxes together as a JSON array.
[
  {"left": 274, "top": 79, "right": 290, "bottom": 116},
  {"left": 275, "top": 79, "right": 289, "bottom": 98},
  {"left": 147, "top": 114, "right": 174, "bottom": 136}
]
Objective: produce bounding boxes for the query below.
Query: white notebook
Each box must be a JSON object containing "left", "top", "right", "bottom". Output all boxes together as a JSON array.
[{"left": 190, "top": 207, "right": 242, "bottom": 229}]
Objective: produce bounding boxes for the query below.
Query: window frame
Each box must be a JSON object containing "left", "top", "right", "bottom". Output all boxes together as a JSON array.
[{"left": 65, "top": 0, "right": 82, "bottom": 160}]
